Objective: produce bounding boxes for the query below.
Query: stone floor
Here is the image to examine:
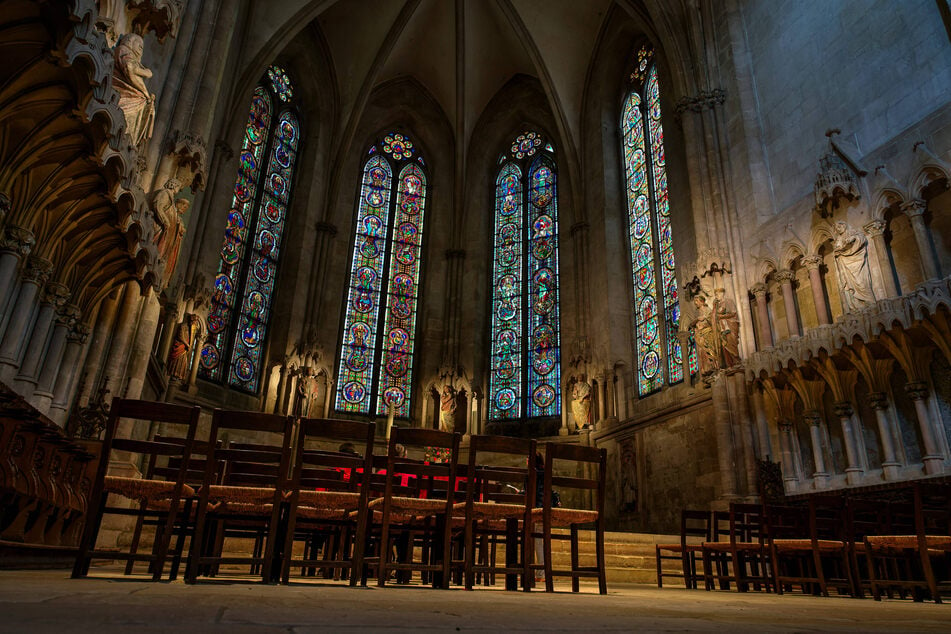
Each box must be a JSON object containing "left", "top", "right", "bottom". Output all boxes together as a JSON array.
[{"left": 1, "top": 569, "right": 950, "bottom": 633}]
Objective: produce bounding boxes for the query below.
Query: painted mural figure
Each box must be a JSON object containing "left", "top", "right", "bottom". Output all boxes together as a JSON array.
[
  {"left": 833, "top": 220, "right": 875, "bottom": 311},
  {"left": 112, "top": 33, "right": 155, "bottom": 146}
]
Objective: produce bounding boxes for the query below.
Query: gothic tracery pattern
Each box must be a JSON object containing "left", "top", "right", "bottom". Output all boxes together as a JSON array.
[
  {"left": 200, "top": 67, "right": 299, "bottom": 392},
  {"left": 488, "top": 133, "right": 561, "bottom": 421},
  {"left": 335, "top": 134, "right": 426, "bottom": 418}
]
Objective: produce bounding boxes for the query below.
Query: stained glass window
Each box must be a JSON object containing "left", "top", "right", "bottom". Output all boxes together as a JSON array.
[
  {"left": 335, "top": 133, "right": 426, "bottom": 419},
  {"left": 199, "top": 66, "right": 300, "bottom": 393},
  {"left": 621, "top": 45, "right": 688, "bottom": 397},
  {"left": 488, "top": 133, "right": 561, "bottom": 421}
]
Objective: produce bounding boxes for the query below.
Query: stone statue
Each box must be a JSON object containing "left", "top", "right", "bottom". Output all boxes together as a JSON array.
[
  {"left": 619, "top": 438, "right": 638, "bottom": 512},
  {"left": 439, "top": 384, "right": 457, "bottom": 432},
  {"left": 832, "top": 220, "right": 875, "bottom": 311},
  {"left": 294, "top": 367, "right": 316, "bottom": 418},
  {"left": 112, "top": 33, "right": 155, "bottom": 146},
  {"left": 151, "top": 179, "right": 188, "bottom": 286},
  {"left": 570, "top": 376, "right": 591, "bottom": 431},
  {"left": 713, "top": 288, "right": 740, "bottom": 368},
  {"left": 691, "top": 295, "right": 716, "bottom": 375},
  {"left": 166, "top": 313, "right": 201, "bottom": 380}
]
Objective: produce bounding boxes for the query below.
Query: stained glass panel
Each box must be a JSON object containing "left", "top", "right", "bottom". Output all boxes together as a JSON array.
[
  {"left": 226, "top": 110, "right": 299, "bottom": 391},
  {"left": 335, "top": 155, "right": 393, "bottom": 414},
  {"left": 267, "top": 65, "right": 293, "bottom": 102},
  {"left": 489, "top": 163, "right": 524, "bottom": 420},
  {"left": 201, "top": 86, "right": 272, "bottom": 382},
  {"left": 376, "top": 163, "right": 426, "bottom": 417}
]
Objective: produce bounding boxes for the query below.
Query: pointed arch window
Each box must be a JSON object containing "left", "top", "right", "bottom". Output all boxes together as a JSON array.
[
  {"left": 488, "top": 131, "right": 562, "bottom": 421},
  {"left": 621, "top": 46, "right": 695, "bottom": 396},
  {"left": 335, "top": 133, "right": 427, "bottom": 418},
  {"left": 199, "top": 65, "right": 300, "bottom": 393}
]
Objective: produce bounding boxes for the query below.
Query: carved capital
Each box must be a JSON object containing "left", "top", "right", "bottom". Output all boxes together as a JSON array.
[
  {"left": 674, "top": 88, "right": 726, "bottom": 115},
  {"left": 214, "top": 139, "right": 234, "bottom": 161},
  {"left": 22, "top": 256, "right": 53, "bottom": 285},
  {"left": 0, "top": 226, "right": 35, "bottom": 257},
  {"left": 68, "top": 322, "right": 91, "bottom": 344},
  {"left": 778, "top": 419, "right": 793, "bottom": 433},
  {"left": 750, "top": 283, "right": 768, "bottom": 299},
  {"left": 863, "top": 220, "right": 887, "bottom": 238},
  {"left": 904, "top": 381, "right": 929, "bottom": 401},
  {"left": 314, "top": 221, "right": 337, "bottom": 236},
  {"left": 901, "top": 198, "right": 927, "bottom": 218},
  {"left": 802, "top": 410, "right": 823, "bottom": 427},
  {"left": 867, "top": 391, "right": 889, "bottom": 410},
  {"left": 445, "top": 249, "right": 466, "bottom": 260},
  {"left": 801, "top": 255, "right": 823, "bottom": 271},
  {"left": 43, "top": 282, "right": 71, "bottom": 308},
  {"left": 0, "top": 191, "right": 9, "bottom": 222},
  {"left": 775, "top": 269, "right": 796, "bottom": 285},
  {"left": 570, "top": 221, "right": 589, "bottom": 237},
  {"left": 832, "top": 401, "right": 853, "bottom": 419}
]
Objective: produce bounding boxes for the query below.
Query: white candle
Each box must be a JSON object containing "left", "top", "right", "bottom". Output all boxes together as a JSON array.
[{"left": 386, "top": 403, "right": 395, "bottom": 440}]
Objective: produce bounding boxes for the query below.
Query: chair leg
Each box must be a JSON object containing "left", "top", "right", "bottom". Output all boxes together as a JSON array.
[
  {"left": 570, "top": 524, "right": 580, "bottom": 593},
  {"left": 655, "top": 546, "right": 663, "bottom": 588},
  {"left": 595, "top": 521, "right": 606, "bottom": 595},
  {"left": 71, "top": 492, "right": 108, "bottom": 579},
  {"left": 125, "top": 501, "right": 148, "bottom": 576}
]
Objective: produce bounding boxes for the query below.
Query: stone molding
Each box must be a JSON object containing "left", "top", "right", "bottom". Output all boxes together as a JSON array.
[
  {"left": 0, "top": 227, "right": 35, "bottom": 257},
  {"left": 802, "top": 255, "right": 823, "bottom": 271},
  {"left": 674, "top": 88, "right": 725, "bottom": 115},
  {"left": 863, "top": 220, "right": 886, "bottom": 237},
  {"left": 43, "top": 282, "right": 71, "bottom": 308},
  {"left": 22, "top": 257, "right": 53, "bottom": 286}
]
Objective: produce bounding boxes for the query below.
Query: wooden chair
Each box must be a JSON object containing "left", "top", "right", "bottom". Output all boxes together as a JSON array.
[
  {"left": 533, "top": 442, "right": 607, "bottom": 594},
  {"left": 71, "top": 398, "right": 201, "bottom": 580},
  {"left": 865, "top": 483, "right": 951, "bottom": 602},
  {"left": 655, "top": 509, "right": 711, "bottom": 588},
  {"left": 184, "top": 409, "right": 294, "bottom": 584},
  {"left": 768, "top": 496, "right": 853, "bottom": 597},
  {"left": 365, "top": 427, "right": 460, "bottom": 588},
  {"left": 280, "top": 417, "right": 375, "bottom": 586},
  {"left": 845, "top": 496, "right": 891, "bottom": 599},
  {"left": 702, "top": 503, "right": 771, "bottom": 592},
  {"left": 455, "top": 434, "right": 536, "bottom": 591}
]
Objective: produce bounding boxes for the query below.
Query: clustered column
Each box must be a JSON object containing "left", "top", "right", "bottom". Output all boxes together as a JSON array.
[
  {"left": 775, "top": 269, "right": 800, "bottom": 337},
  {"left": 750, "top": 283, "right": 773, "bottom": 349},
  {"left": 904, "top": 381, "right": 944, "bottom": 474},
  {"left": 802, "top": 410, "right": 831, "bottom": 485},
  {"left": 801, "top": 255, "right": 831, "bottom": 325},
  {"left": 902, "top": 199, "right": 941, "bottom": 281},
  {"left": 867, "top": 391, "right": 902, "bottom": 479},
  {"left": 832, "top": 401, "right": 863, "bottom": 483},
  {"left": 863, "top": 221, "right": 899, "bottom": 297}
]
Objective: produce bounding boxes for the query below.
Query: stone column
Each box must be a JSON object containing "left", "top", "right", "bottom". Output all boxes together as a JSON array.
[
  {"left": 156, "top": 300, "right": 181, "bottom": 369},
  {"left": 33, "top": 307, "right": 76, "bottom": 412},
  {"left": 273, "top": 362, "right": 288, "bottom": 414},
  {"left": 750, "top": 284, "right": 773, "bottom": 349},
  {"left": 76, "top": 290, "right": 121, "bottom": 407},
  {"left": 0, "top": 227, "right": 34, "bottom": 318},
  {"left": 802, "top": 255, "right": 830, "bottom": 325},
  {"left": 677, "top": 331, "right": 692, "bottom": 385},
  {"left": 103, "top": 281, "right": 145, "bottom": 399},
  {"left": 904, "top": 381, "right": 944, "bottom": 474},
  {"left": 802, "top": 411, "right": 831, "bottom": 485},
  {"left": 16, "top": 282, "right": 69, "bottom": 387},
  {"left": 595, "top": 371, "right": 607, "bottom": 430},
  {"left": 750, "top": 385, "right": 773, "bottom": 459},
  {"left": 728, "top": 371, "right": 758, "bottom": 497},
  {"left": 867, "top": 391, "right": 901, "bottom": 479},
  {"left": 49, "top": 321, "right": 91, "bottom": 425},
  {"left": 0, "top": 256, "right": 52, "bottom": 378},
  {"left": 123, "top": 290, "right": 162, "bottom": 400},
  {"left": 832, "top": 401, "right": 863, "bottom": 484},
  {"left": 775, "top": 270, "right": 800, "bottom": 337},
  {"left": 902, "top": 199, "right": 941, "bottom": 281},
  {"left": 863, "top": 221, "right": 899, "bottom": 297},
  {"left": 777, "top": 420, "right": 799, "bottom": 484},
  {"left": 711, "top": 375, "right": 739, "bottom": 499}
]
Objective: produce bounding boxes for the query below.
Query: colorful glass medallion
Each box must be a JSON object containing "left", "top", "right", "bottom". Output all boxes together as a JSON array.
[
  {"left": 342, "top": 380, "right": 366, "bottom": 403},
  {"left": 267, "top": 65, "right": 293, "bottom": 102},
  {"left": 383, "top": 133, "right": 413, "bottom": 160},
  {"left": 233, "top": 356, "right": 254, "bottom": 382},
  {"left": 495, "top": 387, "right": 516, "bottom": 411},
  {"left": 382, "top": 386, "right": 405, "bottom": 408},
  {"left": 200, "top": 344, "right": 219, "bottom": 369},
  {"left": 532, "top": 383, "right": 556, "bottom": 408}
]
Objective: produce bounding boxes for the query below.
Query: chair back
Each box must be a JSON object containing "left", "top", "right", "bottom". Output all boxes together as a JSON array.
[
  {"left": 465, "top": 434, "right": 536, "bottom": 510},
  {"left": 292, "top": 417, "right": 375, "bottom": 497},
  {"left": 730, "top": 503, "right": 767, "bottom": 545},
  {"left": 384, "top": 427, "right": 460, "bottom": 505},
  {"left": 681, "top": 509, "right": 712, "bottom": 548},
  {"left": 810, "top": 495, "right": 847, "bottom": 542},
  {"left": 540, "top": 442, "right": 606, "bottom": 516}
]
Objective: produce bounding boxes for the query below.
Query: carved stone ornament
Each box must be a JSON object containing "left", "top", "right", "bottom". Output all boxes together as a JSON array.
[
  {"left": 867, "top": 391, "right": 888, "bottom": 411},
  {"left": 674, "top": 88, "right": 726, "bottom": 115},
  {"left": 68, "top": 322, "right": 91, "bottom": 345},
  {"left": 22, "top": 256, "right": 53, "bottom": 285},
  {"left": 43, "top": 282, "right": 71, "bottom": 308},
  {"left": 0, "top": 226, "right": 35, "bottom": 257},
  {"left": 775, "top": 269, "right": 796, "bottom": 285},
  {"left": 778, "top": 419, "right": 793, "bottom": 433},
  {"left": 904, "top": 381, "right": 929, "bottom": 401},
  {"left": 815, "top": 150, "right": 861, "bottom": 215},
  {"left": 802, "top": 411, "right": 823, "bottom": 427},
  {"left": 0, "top": 191, "right": 10, "bottom": 222},
  {"left": 170, "top": 129, "right": 208, "bottom": 190},
  {"left": 127, "top": 0, "right": 185, "bottom": 42},
  {"left": 802, "top": 255, "right": 823, "bottom": 271},
  {"left": 112, "top": 33, "right": 155, "bottom": 147},
  {"left": 832, "top": 401, "right": 854, "bottom": 419}
]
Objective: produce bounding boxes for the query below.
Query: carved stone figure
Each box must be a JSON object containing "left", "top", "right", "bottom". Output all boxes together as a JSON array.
[
  {"left": 570, "top": 376, "right": 591, "bottom": 431},
  {"left": 294, "top": 367, "right": 316, "bottom": 418},
  {"left": 713, "top": 288, "right": 740, "bottom": 368},
  {"left": 439, "top": 384, "right": 457, "bottom": 432},
  {"left": 619, "top": 438, "right": 638, "bottom": 512},
  {"left": 832, "top": 220, "right": 875, "bottom": 312},
  {"left": 691, "top": 295, "right": 716, "bottom": 375},
  {"left": 112, "top": 33, "right": 155, "bottom": 146},
  {"left": 166, "top": 313, "right": 201, "bottom": 380}
]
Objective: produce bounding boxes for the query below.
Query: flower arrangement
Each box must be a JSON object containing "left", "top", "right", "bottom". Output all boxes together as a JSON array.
[{"left": 424, "top": 446, "right": 451, "bottom": 463}]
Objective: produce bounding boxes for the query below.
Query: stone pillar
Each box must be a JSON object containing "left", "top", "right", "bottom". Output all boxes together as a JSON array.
[
  {"left": 863, "top": 221, "right": 899, "bottom": 297},
  {"left": 750, "top": 284, "right": 773, "bottom": 349},
  {"left": 0, "top": 256, "right": 52, "bottom": 378},
  {"left": 750, "top": 385, "right": 772, "bottom": 459},
  {"left": 802, "top": 256, "right": 830, "bottom": 326},
  {"left": 867, "top": 391, "right": 901, "bottom": 479},
  {"left": 596, "top": 371, "right": 607, "bottom": 429},
  {"left": 802, "top": 411, "right": 831, "bottom": 485},
  {"left": 0, "top": 227, "right": 34, "bottom": 318},
  {"left": 832, "top": 401, "right": 863, "bottom": 484},
  {"left": 32, "top": 307, "right": 76, "bottom": 412},
  {"left": 677, "top": 331, "right": 691, "bottom": 385},
  {"left": 902, "top": 199, "right": 940, "bottom": 281},
  {"left": 273, "top": 362, "right": 288, "bottom": 414},
  {"left": 777, "top": 420, "right": 799, "bottom": 484},
  {"left": 904, "top": 381, "right": 944, "bottom": 474},
  {"left": 775, "top": 270, "right": 800, "bottom": 337},
  {"left": 16, "top": 282, "right": 69, "bottom": 387},
  {"left": 711, "top": 375, "right": 739, "bottom": 499},
  {"left": 49, "top": 321, "right": 91, "bottom": 425},
  {"left": 156, "top": 300, "right": 181, "bottom": 369},
  {"left": 76, "top": 290, "right": 121, "bottom": 407},
  {"left": 728, "top": 371, "right": 758, "bottom": 497},
  {"left": 103, "top": 281, "right": 145, "bottom": 399},
  {"left": 123, "top": 290, "right": 162, "bottom": 400}
]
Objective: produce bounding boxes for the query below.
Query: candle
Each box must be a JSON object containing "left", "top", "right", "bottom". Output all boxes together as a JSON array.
[{"left": 386, "top": 403, "right": 395, "bottom": 440}]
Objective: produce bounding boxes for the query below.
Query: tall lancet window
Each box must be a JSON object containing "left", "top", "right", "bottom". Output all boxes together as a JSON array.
[
  {"left": 488, "top": 132, "right": 562, "bottom": 421},
  {"left": 199, "top": 65, "right": 300, "bottom": 393},
  {"left": 621, "top": 45, "right": 692, "bottom": 396},
  {"left": 335, "top": 133, "right": 427, "bottom": 418}
]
